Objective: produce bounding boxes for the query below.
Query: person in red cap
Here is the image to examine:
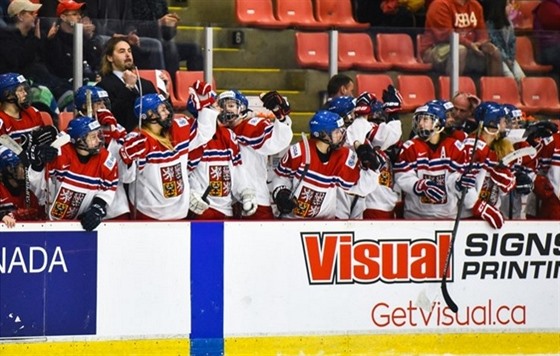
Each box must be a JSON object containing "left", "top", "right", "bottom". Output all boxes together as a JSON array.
[{"left": 44, "top": 0, "right": 102, "bottom": 89}]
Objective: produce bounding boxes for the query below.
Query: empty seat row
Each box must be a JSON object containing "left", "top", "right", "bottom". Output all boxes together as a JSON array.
[
  {"left": 356, "top": 74, "right": 560, "bottom": 114},
  {"left": 236, "top": 0, "right": 367, "bottom": 30},
  {"left": 296, "top": 32, "right": 431, "bottom": 72}
]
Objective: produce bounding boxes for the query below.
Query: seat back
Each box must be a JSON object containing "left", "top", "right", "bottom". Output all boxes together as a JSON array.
[
  {"left": 338, "top": 33, "right": 374, "bottom": 68},
  {"left": 276, "top": 0, "right": 325, "bottom": 28},
  {"left": 397, "top": 75, "right": 436, "bottom": 111},
  {"left": 376, "top": 33, "right": 416, "bottom": 65},
  {"left": 235, "top": 0, "right": 285, "bottom": 28},
  {"left": 39, "top": 111, "right": 53, "bottom": 126},
  {"left": 58, "top": 111, "right": 74, "bottom": 131},
  {"left": 294, "top": 32, "right": 329, "bottom": 69},
  {"left": 438, "top": 76, "right": 477, "bottom": 100},
  {"left": 521, "top": 77, "right": 560, "bottom": 110},
  {"left": 479, "top": 76, "right": 523, "bottom": 106},
  {"left": 314, "top": 0, "right": 369, "bottom": 29},
  {"left": 138, "top": 69, "right": 183, "bottom": 109},
  {"left": 355, "top": 74, "right": 393, "bottom": 99},
  {"left": 515, "top": 36, "right": 537, "bottom": 66},
  {"left": 174, "top": 71, "right": 216, "bottom": 104},
  {"left": 513, "top": 0, "right": 539, "bottom": 31}
]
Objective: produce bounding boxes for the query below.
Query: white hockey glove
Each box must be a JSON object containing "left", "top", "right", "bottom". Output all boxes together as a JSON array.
[
  {"left": 241, "top": 189, "right": 258, "bottom": 216},
  {"left": 189, "top": 191, "right": 209, "bottom": 215}
]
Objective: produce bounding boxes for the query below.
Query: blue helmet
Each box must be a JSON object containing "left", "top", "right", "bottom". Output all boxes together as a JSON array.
[
  {"left": 74, "top": 85, "right": 111, "bottom": 112},
  {"left": 502, "top": 103, "right": 523, "bottom": 123},
  {"left": 233, "top": 89, "right": 249, "bottom": 113},
  {"left": 428, "top": 99, "right": 453, "bottom": 113},
  {"left": 327, "top": 96, "right": 355, "bottom": 126},
  {"left": 413, "top": 102, "right": 447, "bottom": 140},
  {"left": 217, "top": 90, "right": 242, "bottom": 124},
  {"left": 67, "top": 116, "right": 103, "bottom": 155},
  {"left": 309, "top": 110, "right": 346, "bottom": 149},
  {"left": 134, "top": 94, "right": 173, "bottom": 129},
  {"left": 0, "top": 73, "right": 30, "bottom": 108},
  {"left": 474, "top": 101, "right": 506, "bottom": 129},
  {"left": 0, "top": 147, "right": 21, "bottom": 172}
]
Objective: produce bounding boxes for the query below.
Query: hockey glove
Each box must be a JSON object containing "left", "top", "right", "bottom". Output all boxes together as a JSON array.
[
  {"left": 79, "top": 200, "right": 107, "bottom": 231},
  {"left": 97, "top": 109, "right": 126, "bottom": 143},
  {"left": 356, "top": 144, "right": 381, "bottom": 171},
  {"left": 189, "top": 190, "right": 209, "bottom": 215},
  {"left": 273, "top": 187, "right": 296, "bottom": 215},
  {"left": 455, "top": 172, "right": 477, "bottom": 192},
  {"left": 261, "top": 91, "right": 291, "bottom": 119},
  {"left": 354, "top": 91, "right": 375, "bottom": 117},
  {"left": 240, "top": 189, "right": 258, "bottom": 216},
  {"left": 472, "top": 199, "right": 504, "bottom": 229},
  {"left": 382, "top": 85, "right": 403, "bottom": 114},
  {"left": 119, "top": 133, "right": 147, "bottom": 166},
  {"left": 413, "top": 179, "right": 446, "bottom": 203},
  {"left": 490, "top": 165, "right": 515, "bottom": 193},
  {"left": 28, "top": 144, "right": 58, "bottom": 171},
  {"left": 514, "top": 171, "right": 533, "bottom": 195},
  {"left": 31, "top": 125, "right": 58, "bottom": 146},
  {"left": 192, "top": 80, "right": 216, "bottom": 108},
  {"left": 525, "top": 121, "right": 558, "bottom": 147}
]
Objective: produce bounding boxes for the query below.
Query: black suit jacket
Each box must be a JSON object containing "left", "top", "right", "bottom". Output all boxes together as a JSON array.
[{"left": 97, "top": 72, "right": 156, "bottom": 132}]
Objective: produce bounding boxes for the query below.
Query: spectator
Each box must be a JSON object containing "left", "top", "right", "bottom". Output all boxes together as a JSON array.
[
  {"left": 44, "top": 0, "right": 103, "bottom": 85},
  {"left": 28, "top": 116, "right": 118, "bottom": 231},
  {"left": 420, "top": 0, "right": 502, "bottom": 76},
  {"left": 84, "top": 0, "right": 166, "bottom": 70},
  {"left": 129, "top": 0, "right": 203, "bottom": 82},
  {"left": 394, "top": 102, "right": 475, "bottom": 220},
  {"left": 118, "top": 93, "right": 218, "bottom": 220},
  {"left": 96, "top": 37, "right": 156, "bottom": 132},
  {"left": 484, "top": 0, "right": 525, "bottom": 83},
  {"left": 533, "top": 0, "right": 560, "bottom": 75},
  {"left": 271, "top": 110, "right": 379, "bottom": 219},
  {"left": 0, "top": 0, "right": 65, "bottom": 113},
  {"left": 447, "top": 91, "right": 480, "bottom": 140},
  {"left": 325, "top": 74, "right": 354, "bottom": 104}
]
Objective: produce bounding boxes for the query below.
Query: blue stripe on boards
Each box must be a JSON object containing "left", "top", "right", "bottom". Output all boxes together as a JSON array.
[{"left": 190, "top": 222, "right": 225, "bottom": 356}]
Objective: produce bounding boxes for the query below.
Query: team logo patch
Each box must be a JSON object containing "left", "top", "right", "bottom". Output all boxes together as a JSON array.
[
  {"left": 480, "top": 175, "right": 499, "bottom": 205},
  {"left": 160, "top": 163, "right": 184, "bottom": 198},
  {"left": 294, "top": 187, "right": 326, "bottom": 218},
  {"left": 175, "top": 117, "right": 188, "bottom": 127},
  {"left": 346, "top": 151, "right": 357, "bottom": 168},
  {"left": 420, "top": 174, "right": 447, "bottom": 205},
  {"left": 290, "top": 144, "right": 302, "bottom": 158},
  {"left": 208, "top": 165, "right": 231, "bottom": 197},
  {"left": 248, "top": 117, "right": 260, "bottom": 126},
  {"left": 51, "top": 188, "right": 86, "bottom": 219},
  {"left": 104, "top": 154, "right": 116, "bottom": 170}
]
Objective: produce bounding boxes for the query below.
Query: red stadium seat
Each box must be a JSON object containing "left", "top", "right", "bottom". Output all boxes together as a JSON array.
[
  {"left": 520, "top": 77, "right": 560, "bottom": 115},
  {"left": 294, "top": 32, "right": 329, "bottom": 70},
  {"left": 376, "top": 33, "right": 432, "bottom": 72},
  {"left": 58, "top": 111, "right": 74, "bottom": 131},
  {"left": 235, "top": 0, "right": 288, "bottom": 29},
  {"left": 39, "top": 111, "right": 53, "bottom": 126},
  {"left": 138, "top": 69, "right": 184, "bottom": 110},
  {"left": 275, "top": 0, "right": 328, "bottom": 30},
  {"left": 513, "top": 0, "right": 539, "bottom": 32},
  {"left": 313, "top": 0, "right": 369, "bottom": 30},
  {"left": 338, "top": 33, "right": 392, "bottom": 72},
  {"left": 479, "top": 76, "right": 531, "bottom": 113},
  {"left": 515, "top": 36, "right": 553, "bottom": 74},
  {"left": 438, "top": 76, "right": 477, "bottom": 100},
  {"left": 397, "top": 75, "right": 436, "bottom": 112},
  {"left": 355, "top": 74, "right": 393, "bottom": 100},
  {"left": 174, "top": 71, "right": 216, "bottom": 108}
]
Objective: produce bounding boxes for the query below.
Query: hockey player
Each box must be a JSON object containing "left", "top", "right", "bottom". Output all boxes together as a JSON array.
[
  {"left": 0, "top": 147, "right": 43, "bottom": 221},
  {"left": 74, "top": 85, "right": 129, "bottom": 219},
  {"left": 216, "top": 90, "right": 293, "bottom": 219},
  {"left": 461, "top": 102, "right": 516, "bottom": 228},
  {"left": 187, "top": 91, "right": 258, "bottom": 219},
  {"left": 271, "top": 110, "right": 380, "bottom": 219},
  {"left": 28, "top": 116, "right": 119, "bottom": 231},
  {"left": 119, "top": 93, "right": 217, "bottom": 220},
  {"left": 0, "top": 73, "right": 46, "bottom": 142},
  {"left": 394, "top": 102, "right": 476, "bottom": 220}
]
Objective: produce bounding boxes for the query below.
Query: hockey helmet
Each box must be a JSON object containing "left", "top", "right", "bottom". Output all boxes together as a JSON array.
[
  {"left": 413, "top": 102, "right": 447, "bottom": 140},
  {"left": 67, "top": 116, "right": 103, "bottom": 155},
  {"left": 327, "top": 96, "right": 356, "bottom": 126},
  {"left": 0, "top": 73, "right": 30, "bottom": 108},
  {"left": 309, "top": 110, "right": 346, "bottom": 149},
  {"left": 74, "top": 85, "right": 111, "bottom": 113},
  {"left": 134, "top": 94, "right": 173, "bottom": 129}
]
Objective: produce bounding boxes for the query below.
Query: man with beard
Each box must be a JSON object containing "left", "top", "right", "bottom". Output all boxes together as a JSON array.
[{"left": 97, "top": 37, "right": 156, "bottom": 132}]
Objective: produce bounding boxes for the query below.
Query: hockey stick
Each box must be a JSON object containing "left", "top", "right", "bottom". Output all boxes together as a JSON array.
[
  {"left": 290, "top": 132, "right": 311, "bottom": 200},
  {"left": 441, "top": 121, "right": 483, "bottom": 313},
  {"left": 131, "top": 66, "right": 143, "bottom": 220}
]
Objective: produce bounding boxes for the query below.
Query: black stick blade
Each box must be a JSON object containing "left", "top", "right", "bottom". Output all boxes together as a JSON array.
[{"left": 441, "top": 280, "right": 458, "bottom": 313}]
